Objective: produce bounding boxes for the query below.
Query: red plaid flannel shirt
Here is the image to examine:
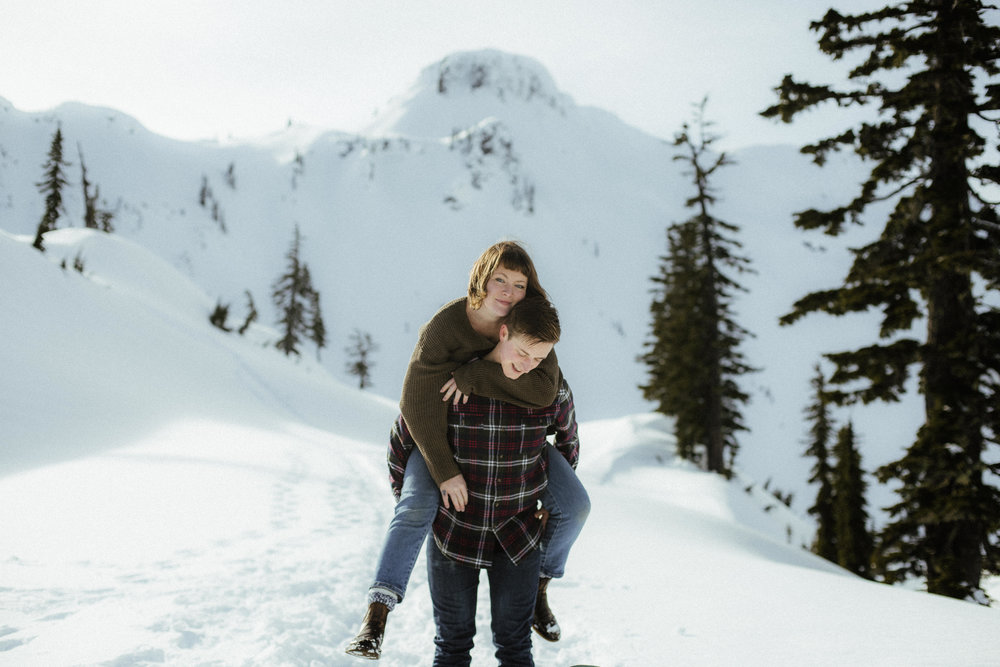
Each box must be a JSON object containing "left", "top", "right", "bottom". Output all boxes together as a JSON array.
[{"left": 388, "top": 378, "right": 578, "bottom": 568}]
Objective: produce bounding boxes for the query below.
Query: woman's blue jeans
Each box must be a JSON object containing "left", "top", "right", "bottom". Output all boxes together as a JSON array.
[
  {"left": 370, "top": 445, "right": 590, "bottom": 604},
  {"left": 426, "top": 538, "right": 539, "bottom": 666}
]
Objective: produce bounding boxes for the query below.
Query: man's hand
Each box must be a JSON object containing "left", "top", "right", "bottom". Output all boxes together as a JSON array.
[
  {"left": 440, "top": 377, "right": 470, "bottom": 406},
  {"left": 439, "top": 474, "right": 468, "bottom": 512},
  {"left": 534, "top": 504, "right": 550, "bottom": 532}
]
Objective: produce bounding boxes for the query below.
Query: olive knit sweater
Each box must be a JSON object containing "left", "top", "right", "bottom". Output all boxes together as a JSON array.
[{"left": 398, "top": 297, "right": 561, "bottom": 486}]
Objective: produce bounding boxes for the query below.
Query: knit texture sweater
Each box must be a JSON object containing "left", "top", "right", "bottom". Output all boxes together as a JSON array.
[{"left": 398, "top": 297, "right": 561, "bottom": 486}]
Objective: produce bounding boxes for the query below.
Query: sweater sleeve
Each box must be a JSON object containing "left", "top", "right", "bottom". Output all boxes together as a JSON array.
[
  {"left": 398, "top": 300, "right": 486, "bottom": 486},
  {"left": 450, "top": 348, "right": 561, "bottom": 408}
]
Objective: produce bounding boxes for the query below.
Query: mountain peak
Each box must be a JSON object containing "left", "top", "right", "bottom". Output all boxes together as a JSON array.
[
  {"left": 364, "top": 49, "right": 572, "bottom": 138},
  {"left": 430, "top": 50, "right": 567, "bottom": 109}
]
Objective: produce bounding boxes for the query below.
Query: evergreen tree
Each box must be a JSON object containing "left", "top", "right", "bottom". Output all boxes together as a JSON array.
[
  {"left": 640, "top": 99, "right": 756, "bottom": 475},
  {"left": 78, "top": 144, "right": 114, "bottom": 233},
  {"left": 237, "top": 290, "right": 258, "bottom": 336},
  {"left": 272, "top": 226, "right": 324, "bottom": 357},
  {"left": 209, "top": 300, "right": 231, "bottom": 332},
  {"left": 345, "top": 329, "right": 378, "bottom": 389},
  {"left": 804, "top": 364, "right": 838, "bottom": 563},
  {"left": 79, "top": 144, "right": 98, "bottom": 230},
  {"left": 33, "top": 127, "right": 71, "bottom": 251},
  {"left": 303, "top": 266, "right": 327, "bottom": 358},
  {"left": 832, "top": 422, "right": 875, "bottom": 579},
  {"left": 762, "top": 2, "right": 1000, "bottom": 600},
  {"left": 640, "top": 221, "right": 704, "bottom": 463}
]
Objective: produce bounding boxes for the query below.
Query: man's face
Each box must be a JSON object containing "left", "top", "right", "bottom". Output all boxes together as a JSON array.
[{"left": 493, "top": 325, "right": 554, "bottom": 380}]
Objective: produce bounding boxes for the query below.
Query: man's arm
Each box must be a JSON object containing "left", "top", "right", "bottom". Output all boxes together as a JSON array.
[
  {"left": 549, "top": 380, "right": 580, "bottom": 469},
  {"left": 387, "top": 415, "right": 414, "bottom": 501}
]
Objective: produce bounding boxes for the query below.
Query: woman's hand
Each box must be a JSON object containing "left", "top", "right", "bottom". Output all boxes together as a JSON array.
[
  {"left": 439, "top": 474, "right": 468, "bottom": 512},
  {"left": 440, "top": 377, "right": 470, "bottom": 405}
]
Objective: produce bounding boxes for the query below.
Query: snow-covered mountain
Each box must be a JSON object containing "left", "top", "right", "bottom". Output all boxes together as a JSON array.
[{"left": 1, "top": 50, "right": 922, "bottom": 520}]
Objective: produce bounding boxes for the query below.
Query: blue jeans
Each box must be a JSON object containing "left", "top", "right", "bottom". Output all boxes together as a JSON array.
[
  {"left": 538, "top": 447, "right": 591, "bottom": 579},
  {"left": 426, "top": 538, "right": 540, "bottom": 667},
  {"left": 370, "top": 445, "right": 590, "bottom": 603}
]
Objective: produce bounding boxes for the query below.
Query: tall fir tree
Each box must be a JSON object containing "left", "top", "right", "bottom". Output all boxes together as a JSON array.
[
  {"left": 640, "top": 221, "right": 704, "bottom": 462},
  {"left": 832, "top": 422, "right": 875, "bottom": 579},
  {"left": 79, "top": 144, "right": 98, "bottom": 230},
  {"left": 272, "top": 226, "right": 324, "bottom": 357},
  {"left": 302, "top": 265, "right": 327, "bottom": 359},
  {"left": 640, "top": 99, "right": 756, "bottom": 475},
  {"left": 33, "top": 127, "right": 71, "bottom": 251},
  {"left": 77, "top": 143, "right": 113, "bottom": 232},
  {"left": 804, "top": 364, "right": 838, "bottom": 564},
  {"left": 762, "top": 1, "right": 1000, "bottom": 600}
]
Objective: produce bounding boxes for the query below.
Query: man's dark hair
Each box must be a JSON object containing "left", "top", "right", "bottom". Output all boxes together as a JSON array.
[{"left": 505, "top": 296, "right": 560, "bottom": 344}]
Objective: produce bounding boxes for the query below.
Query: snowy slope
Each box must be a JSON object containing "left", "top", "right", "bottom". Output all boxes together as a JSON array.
[
  {"left": 1, "top": 218, "right": 998, "bottom": 665},
  {"left": 1, "top": 50, "right": 923, "bottom": 521}
]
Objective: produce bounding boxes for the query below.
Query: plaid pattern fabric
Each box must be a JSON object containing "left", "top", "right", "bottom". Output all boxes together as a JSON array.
[{"left": 388, "top": 379, "right": 578, "bottom": 568}]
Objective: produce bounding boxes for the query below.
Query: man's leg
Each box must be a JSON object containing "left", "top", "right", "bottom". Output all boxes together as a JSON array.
[
  {"left": 426, "top": 539, "right": 480, "bottom": 667},
  {"left": 488, "top": 546, "right": 541, "bottom": 667}
]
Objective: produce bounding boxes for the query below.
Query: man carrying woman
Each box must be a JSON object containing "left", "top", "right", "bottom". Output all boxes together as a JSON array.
[{"left": 346, "top": 241, "right": 590, "bottom": 661}]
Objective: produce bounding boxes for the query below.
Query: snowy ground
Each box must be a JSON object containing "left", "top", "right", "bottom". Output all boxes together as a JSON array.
[{"left": 2, "top": 229, "right": 998, "bottom": 666}]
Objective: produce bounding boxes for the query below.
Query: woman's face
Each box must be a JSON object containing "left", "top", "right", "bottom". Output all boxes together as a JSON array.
[{"left": 481, "top": 267, "right": 528, "bottom": 319}]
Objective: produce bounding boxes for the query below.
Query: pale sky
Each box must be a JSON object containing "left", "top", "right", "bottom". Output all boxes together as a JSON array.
[{"left": 4, "top": 0, "right": 882, "bottom": 150}]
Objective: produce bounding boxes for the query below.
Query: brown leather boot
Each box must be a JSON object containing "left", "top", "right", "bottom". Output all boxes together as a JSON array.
[
  {"left": 345, "top": 601, "right": 389, "bottom": 660},
  {"left": 532, "top": 577, "right": 561, "bottom": 642}
]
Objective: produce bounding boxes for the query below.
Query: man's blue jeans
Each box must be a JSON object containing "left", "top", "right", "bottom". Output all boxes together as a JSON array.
[
  {"left": 370, "top": 445, "right": 589, "bottom": 604},
  {"left": 426, "top": 538, "right": 540, "bottom": 666}
]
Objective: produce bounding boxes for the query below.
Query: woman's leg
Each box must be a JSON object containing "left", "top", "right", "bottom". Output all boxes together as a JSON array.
[
  {"left": 369, "top": 452, "right": 439, "bottom": 605},
  {"left": 539, "top": 445, "right": 590, "bottom": 580},
  {"left": 346, "top": 453, "right": 440, "bottom": 659}
]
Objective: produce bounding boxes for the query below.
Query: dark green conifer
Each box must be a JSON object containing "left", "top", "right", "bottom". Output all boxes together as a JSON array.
[
  {"left": 33, "top": 127, "right": 71, "bottom": 251},
  {"left": 272, "top": 226, "right": 325, "bottom": 357},
  {"left": 640, "top": 99, "right": 756, "bottom": 475},
  {"left": 78, "top": 145, "right": 114, "bottom": 233},
  {"left": 762, "top": 1, "right": 1000, "bottom": 600},
  {"left": 79, "top": 145, "right": 98, "bottom": 230},
  {"left": 237, "top": 290, "right": 258, "bottom": 336},
  {"left": 345, "top": 329, "right": 378, "bottom": 389},
  {"left": 804, "top": 364, "right": 838, "bottom": 563},
  {"left": 832, "top": 422, "right": 874, "bottom": 579},
  {"left": 273, "top": 226, "right": 307, "bottom": 356}
]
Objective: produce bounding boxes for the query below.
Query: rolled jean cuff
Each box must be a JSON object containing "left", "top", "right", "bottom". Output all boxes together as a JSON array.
[{"left": 368, "top": 585, "right": 402, "bottom": 611}]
